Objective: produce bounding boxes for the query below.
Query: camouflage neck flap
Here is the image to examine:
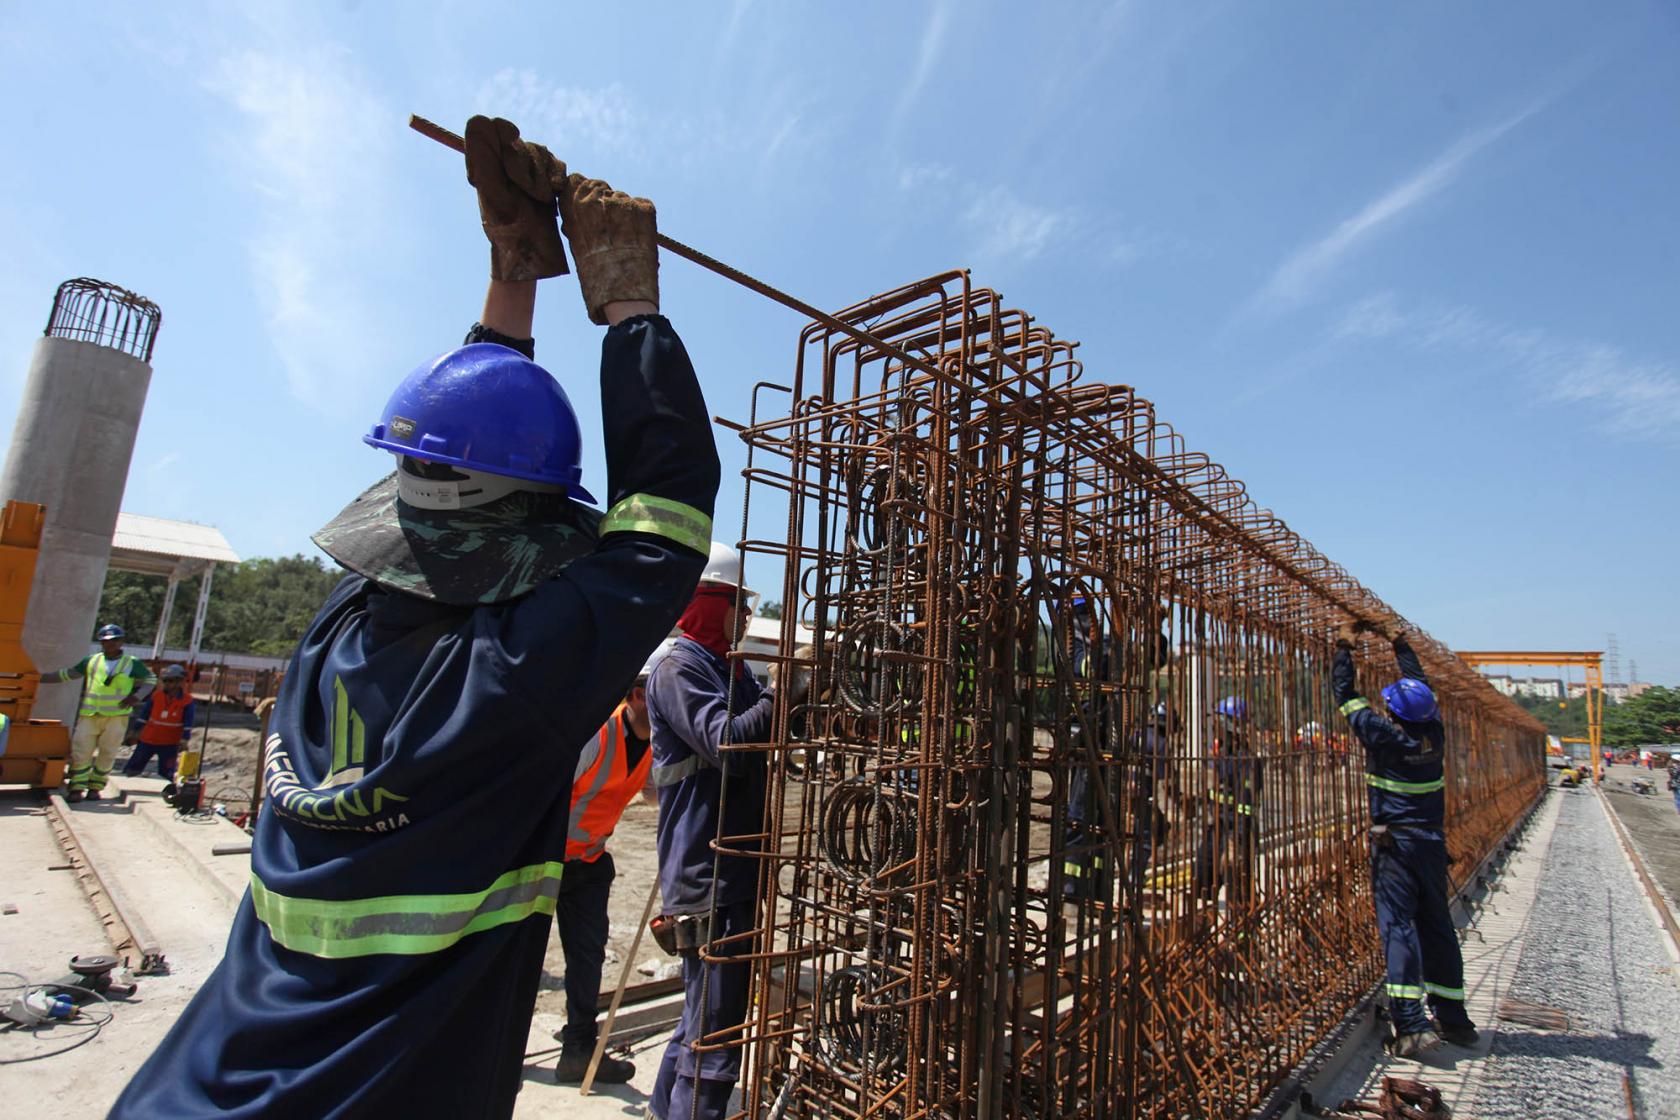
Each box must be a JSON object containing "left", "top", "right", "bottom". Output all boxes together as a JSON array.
[{"left": 313, "top": 472, "right": 602, "bottom": 606}]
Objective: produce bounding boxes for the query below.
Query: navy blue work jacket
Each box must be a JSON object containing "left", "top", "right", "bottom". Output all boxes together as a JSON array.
[
  {"left": 1334, "top": 637, "right": 1446, "bottom": 833},
  {"left": 111, "top": 315, "right": 718, "bottom": 1119},
  {"left": 647, "top": 636, "right": 773, "bottom": 916}
]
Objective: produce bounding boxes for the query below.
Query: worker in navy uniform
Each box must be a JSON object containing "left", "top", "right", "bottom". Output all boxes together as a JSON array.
[
  {"left": 1191, "top": 696, "right": 1263, "bottom": 920},
  {"left": 111, "top": 116, "right": 719, "bottom": 1119},
  {"left": 646, "top": 542, "right": 774, "bottom": 1120},
  {"left": 551, "top": 654, "right": 660, "bottom": 1085},
  {"left": 1062, "top": 594, "right": 1172, "bottom": 903},
  {"left": 1334, "top": 619, "right": 1478, "bottom": 1059}
]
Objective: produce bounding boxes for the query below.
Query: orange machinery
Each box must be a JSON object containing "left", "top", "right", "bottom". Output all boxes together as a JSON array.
[{"left": 0, "top": 500, "right": 71, "bottom": 786}]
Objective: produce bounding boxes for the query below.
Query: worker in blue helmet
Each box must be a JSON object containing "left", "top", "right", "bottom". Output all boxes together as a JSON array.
[
  {"left": 1192, "top": 693, "right": 1263, "bottom": 925},
  {"left": 44, "top": 622, "right": 155, "bottom": 801},
  {"left": 112, "top": 116, "right": 719, "bottom": 1120},
  {"left": 1059, "top": 592, "right": 1172, "bottom": 903},
  {"left": 1334, "top": 619, "right": 1477, "bottom": 1059}
]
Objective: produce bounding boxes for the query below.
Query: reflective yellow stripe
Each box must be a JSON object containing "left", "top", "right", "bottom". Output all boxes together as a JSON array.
[
  {"left": 1210, "top": 790, "right": 1254, "bottom": 815},
  {"left": 249, "top": 861, "right": 565, "bottom": 959},
  {"left": 1386, "top": 983, "right": 1427, "bottom": 1000},
  {"left": 1424, "top": 982, "right": 1464, "bottom": 1000},
  {"left": 1366, "top": 773, "right": 1445, "bottom": 795},
  {"left": 599, "top": 493, "right": 711, "bottom": 554},
  {"left": 1339, "top": 697, "right": 1370, "bottom": 716}
]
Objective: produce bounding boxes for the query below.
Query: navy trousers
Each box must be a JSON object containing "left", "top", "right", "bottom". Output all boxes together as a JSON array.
[
  {"left": 1372, "top": 833, "right": 1473, "bottom": 1034},
  {"left": 122, "top": 743, "right": 180, "bottom": 780},
  {"left": 1193, "top": 813, "right": 1256, "bottom": 910},
  {"left": 650, "top": 900, "right": 753, "bottom": 1120},
  {"left": 554, "top": 852, "right": 615, "bottom": 1050}
]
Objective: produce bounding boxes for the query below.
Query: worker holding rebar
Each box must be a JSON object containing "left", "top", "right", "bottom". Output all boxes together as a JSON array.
[
  {"left": 550, "top": 655, "right": 660, "bottom": 1086},
  {"left": 111, "top": 116, "right": 718, "bottom": 1119},
  {"left": 1335, "top": 620, "right": 1478, "bottom": 1059},
  {"left": 645, "top": 541, "right": 774, "bottom": 1120},
  {"left": 45, "top": 622, "right": 154, "bottom": 802}
]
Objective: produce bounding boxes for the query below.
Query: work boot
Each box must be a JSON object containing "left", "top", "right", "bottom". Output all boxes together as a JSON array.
[
  {"left": 83, "top": 789, "right": 103, "bottom": 802},
  {"left": 1385, "top": 1028, "right": 1442, "bottom": 1059},
  {"left": 65, "top": 788, "right": 86, "bottom": 803},
  {"left": 555, "top": 1046, "right": 634, "bottom": 1084},
  {"left": 1437, "top": 1019, "right": 1480, "bottom": 1047}
]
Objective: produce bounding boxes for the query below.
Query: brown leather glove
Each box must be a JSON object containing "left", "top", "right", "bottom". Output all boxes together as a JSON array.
[
  {"left": 463, "top": 116, "right": 569, "bottom": 282},
  {"left": 558, "top": 173, "right": 658, "bottom": 324}
]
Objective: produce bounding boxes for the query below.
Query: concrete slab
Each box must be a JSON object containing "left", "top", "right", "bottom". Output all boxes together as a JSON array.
[
  {"left": 0, "top": 785, "right": 239, "bottom": 1114},
  {"left": 110, "top": 774, "right": 253, "bottom": 907}
]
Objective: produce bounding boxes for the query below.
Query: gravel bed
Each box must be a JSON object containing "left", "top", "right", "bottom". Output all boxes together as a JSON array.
[{"left": 1474, "top": 791, "right": 1680, "bottom": 1119}]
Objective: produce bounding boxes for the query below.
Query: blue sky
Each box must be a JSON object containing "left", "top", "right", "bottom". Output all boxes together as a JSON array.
[{"left": 2, "top": 2, "right": 1676, "bottom": 682}]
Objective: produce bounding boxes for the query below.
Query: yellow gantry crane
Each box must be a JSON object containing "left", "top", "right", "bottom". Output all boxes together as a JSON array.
[{"left": 1456, "top": 651, "right": 1604, "bottom": 782}]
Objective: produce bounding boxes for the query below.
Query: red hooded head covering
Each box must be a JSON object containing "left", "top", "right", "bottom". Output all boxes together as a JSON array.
[{"left": 677, "top": 583, "right": 741, "bottom": 657}]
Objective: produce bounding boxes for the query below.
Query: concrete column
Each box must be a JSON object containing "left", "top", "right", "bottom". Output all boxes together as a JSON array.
[{"left": 0, "top": 336, "right": 153, "bottom": 722}]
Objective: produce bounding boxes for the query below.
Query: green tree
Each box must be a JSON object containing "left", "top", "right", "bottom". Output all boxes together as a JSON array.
[
  {"left": 758, "top": 599, "right": 783, "bottom": 620},
  {"left": 1509, "top": 692, "right": 1592, "bottom": 739},
  {"left": 97, "top": 555, "right": 342, "bottom": 657},
  {"left": 1606, "top": 686, "right": 1680, "bottom": 747}
]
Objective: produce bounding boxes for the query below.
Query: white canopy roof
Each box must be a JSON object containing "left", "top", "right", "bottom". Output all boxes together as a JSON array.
[{"left": 110, "top": 512, "right": 240, "bottom": 577}]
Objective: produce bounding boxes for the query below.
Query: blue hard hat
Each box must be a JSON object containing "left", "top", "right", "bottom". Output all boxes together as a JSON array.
[
  {"left": 1382, "top": 678, "right": 1439, "bottom": 723},
  {"left": 96, "top": 624, "right": 124, "bottom": 641},
  {"left": 364, "top": 343, "right": 597, "bottom": 504},
  {"left": 1211, "top": 696, "right": 1248, "bottom": 720}
]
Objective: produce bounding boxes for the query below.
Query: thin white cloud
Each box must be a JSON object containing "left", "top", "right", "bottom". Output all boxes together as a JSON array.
[
  {"left": 890, "top": 0, "right": 955, "bottom": 136},
  {"left": 204, "top": 44, "right": 400, "bottom": 408},
  {"left": 962, "top": 185, "right": 1071, "bottom": 262},
  {"left": 717, "top": 0, "right": 756, "bottom": 60},
  {"left": 148, "top": 452, "right": 181, "bottom": 474},
  {"left": 1333, "top": 294, "right": 1680, "bottom": 444},
  {"left": 897, "top": 162, "right": 955, "bottom": 192},
  {"left": 1243, "top": 104, "right": 1543, "bottom": 319},
  {"left": 474, "top": 69, "right": 642, "bottom": 156},
  {"left": 894, "top": 163, "right": 1168, "bottom": 268}
]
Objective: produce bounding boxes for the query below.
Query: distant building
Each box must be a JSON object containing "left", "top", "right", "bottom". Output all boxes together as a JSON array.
[
  {"left": 1484, "top": 674, "right": 1517, "bottom": 697},
  {"left": 1565, "top": 680, "right": 1635, "bottom": 705},
  {"left": 1515, "top": 677, "right": 1564, "bottom": 701}
]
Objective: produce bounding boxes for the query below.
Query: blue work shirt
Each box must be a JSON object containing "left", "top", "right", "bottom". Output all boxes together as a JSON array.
[
  {"left": 647, "top": 636, "right": 773, "bottom": 916},
  {"left": 1334, "top": 636, "right": 1446, "bottom": 833},
  {"left": 111, "top": 315, "right": 718, "bottom": 1119}
]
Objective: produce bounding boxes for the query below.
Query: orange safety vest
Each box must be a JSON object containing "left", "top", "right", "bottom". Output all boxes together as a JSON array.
[
  {"left": 566, "top": 704, "right": 652, "bottom": 863},
  {"left": 139, "top": 690, "right": 193, "bottom": 747}
]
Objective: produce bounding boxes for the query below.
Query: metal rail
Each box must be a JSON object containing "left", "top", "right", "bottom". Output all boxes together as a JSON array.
[
  {"left": 1597, "top": 786, "right": 1680, "bottom": 952},
  {"left": 43, "top": 792, "right": 166, "bottom": 974}
]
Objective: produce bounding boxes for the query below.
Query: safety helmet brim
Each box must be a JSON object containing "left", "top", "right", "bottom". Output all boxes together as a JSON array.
[{"left": 313, "top": 471, "right": 602, "bottom": 606}]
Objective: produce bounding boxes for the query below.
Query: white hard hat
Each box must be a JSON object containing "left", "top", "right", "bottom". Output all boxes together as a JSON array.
[
  {"left": 640, "top": 638, "right": 678, "bottom": 682},
  {"left": 698, "top": 542, "right": 759, "bottom": 607}
]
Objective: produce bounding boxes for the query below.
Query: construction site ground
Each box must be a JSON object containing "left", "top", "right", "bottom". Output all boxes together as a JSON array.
[{"left": 5, "top": 764, "right": 1679, "bottom": 1117}]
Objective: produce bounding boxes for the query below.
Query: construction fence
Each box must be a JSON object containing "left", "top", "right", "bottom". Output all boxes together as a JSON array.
[{"left": 708, "top": 272, "right": 1545, "bottom": 1118}]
